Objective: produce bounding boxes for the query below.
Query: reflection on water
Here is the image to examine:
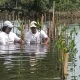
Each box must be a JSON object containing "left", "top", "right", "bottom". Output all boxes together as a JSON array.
[{"left": 0, "top": 44, "right": 61, "bottom": 80}]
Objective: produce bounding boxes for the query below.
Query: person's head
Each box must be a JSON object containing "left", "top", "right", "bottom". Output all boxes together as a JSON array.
[
  {"left": 30, "top": 21, "right": 37, "bottom": 34},
  {"left": 2, "top": 21, "right": 13, "bottom": 34}
]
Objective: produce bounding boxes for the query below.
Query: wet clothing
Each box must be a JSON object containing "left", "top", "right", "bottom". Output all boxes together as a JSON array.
[
  {"left": 0, "top": 32, "right": 20, "bottom": 45},
  {"left": 25, "top": 30, "right": 48, "bottom": 44}
]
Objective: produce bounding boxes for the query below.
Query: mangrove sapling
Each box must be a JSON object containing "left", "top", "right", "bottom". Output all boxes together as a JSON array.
[
  {"left": 55, "top": 24, "right": 78, "bottom": 79},
  {"left": 55, "top": 25, "right": 78, "bottom": 62}
]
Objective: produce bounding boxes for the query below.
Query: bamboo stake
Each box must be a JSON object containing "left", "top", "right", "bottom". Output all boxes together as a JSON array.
[
  {"left": 61, "top": 40, "right": 68, "bottom": 79},
  {"left": 52, "top": 16, "right": 55, "bottom": 40},
  {"left": 48, "top": 13, "right": 50, "bottom": 38},
  {"left": 21, "top": 24, "right": 24, "bottom": 40},
  {"left": 64, "top": 53, "right": 68, "bottom": 79},
  {"left": 52, "top": 1, "right": 55, "bottom": 42},
  {"left": 55, "top": 24, "right": 58, "bottom": 41},
  {"left": 41, "top": 14, "right": 44, "bottom": 29},
  {"left": 21, "top": 23, "right": 24, "bottom": 45},
  {"left": 12, "top": 11, "right": 15, "bottom": 32}
]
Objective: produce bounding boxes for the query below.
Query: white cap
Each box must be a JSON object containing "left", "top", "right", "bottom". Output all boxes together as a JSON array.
[
  {"left": 3, "top": 21, "right": 13, "bottom": 28},
  {"left": 30, "top": 21, "right": 37, "bottom": 28},
  {"left": 30, "top": 24, "right": 37, "bottom": 28}
]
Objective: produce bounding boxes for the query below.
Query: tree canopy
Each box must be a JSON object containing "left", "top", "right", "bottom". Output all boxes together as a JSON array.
[{"left": 0, "top": 0, "right": 80, "bottom": 12}]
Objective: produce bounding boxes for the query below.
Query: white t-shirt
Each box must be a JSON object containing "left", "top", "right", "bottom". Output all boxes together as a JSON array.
[
  {"left": 25, "top": 30, "right": 48, "bottom": 44},
  {"left": 0, "top": 32, "right": 20, "bottom": 45}
]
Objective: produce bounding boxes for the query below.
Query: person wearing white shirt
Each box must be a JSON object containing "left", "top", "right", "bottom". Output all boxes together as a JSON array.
[
  {"left": 0, "top": 21, "right": 23, "bottom": 45},
  {"left": 25, "top": 21, "right": 50, "bottom": 44}
]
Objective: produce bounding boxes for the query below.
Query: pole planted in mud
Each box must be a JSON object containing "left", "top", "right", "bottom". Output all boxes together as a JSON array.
[
  {"left": 21, "top": 22, "right": 24, "bottom": 46},
  {"left": 52, "top": 1, "right": 55, "bottom": 42}
]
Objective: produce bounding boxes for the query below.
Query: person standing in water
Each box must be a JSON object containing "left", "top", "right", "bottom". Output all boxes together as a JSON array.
[
  {"left": 25, "top": 21, "right": 50, "bottom": 44},
  {"left": 0, "top": 21, "right": 24, "bottom": 45}
]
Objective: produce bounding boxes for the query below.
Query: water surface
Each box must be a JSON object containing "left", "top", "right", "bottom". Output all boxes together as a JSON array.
[{"left": 0, "top": 44, "right": 61, "bottom": 80}]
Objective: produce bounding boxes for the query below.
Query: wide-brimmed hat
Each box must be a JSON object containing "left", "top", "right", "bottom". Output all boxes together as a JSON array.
[{"left": 3, "top": 21, "right": 13, "bottom": 28}]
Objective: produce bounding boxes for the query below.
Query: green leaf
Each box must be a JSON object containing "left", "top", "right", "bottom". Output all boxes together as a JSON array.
[
  {"left": 17, "top": 26, "right": 22, "bottom": 31},
  {"left": 34, "top": 22, "right": 42, "bottom": 30}
]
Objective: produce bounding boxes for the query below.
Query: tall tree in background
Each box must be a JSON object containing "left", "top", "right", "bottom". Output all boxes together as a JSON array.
[{"left": 0, "top": 0, "right": 80, "bottom": 12}]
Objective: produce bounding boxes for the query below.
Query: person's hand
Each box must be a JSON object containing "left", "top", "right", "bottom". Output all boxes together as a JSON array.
[
  {"left": 40, "top": 37, "right": 50, "bottom": 45},
  {"left": 14, "top": 40, "right": 24, "bottom": 45},
  {"left": 14, "top": 40, "right": 19, "bottom": 43}
]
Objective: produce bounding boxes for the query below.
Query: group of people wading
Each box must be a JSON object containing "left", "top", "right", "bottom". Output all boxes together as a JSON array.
[{"left": 0, "top": 21, "right": 50, "bottom": 45}]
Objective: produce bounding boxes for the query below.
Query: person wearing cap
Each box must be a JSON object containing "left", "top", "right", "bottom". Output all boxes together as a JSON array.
[
  {"left": 0, "top": 21, "right": 23, "bottom": 45},
  {"left": 25, "top": 21, "right": 50, "bottom": 44}
]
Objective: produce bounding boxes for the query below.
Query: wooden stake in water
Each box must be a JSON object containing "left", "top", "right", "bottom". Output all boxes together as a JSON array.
[
  {"left": 52, "top": 1, "right": 55, "bottom": 41},
  {"left": 12, "top": 11, "right": 15, "bottom": 32},
  {"left": 61, "top": 40, "right": 68, "bottom": 79},
  {"left": 21, "top": 23, "right": 24, "bottom": 45},
  {"left": 64, "top": 53, "right": 68, "bottom": 79},
  {"left": 41, "top": 14, "right": 44, "bottom": 29}
]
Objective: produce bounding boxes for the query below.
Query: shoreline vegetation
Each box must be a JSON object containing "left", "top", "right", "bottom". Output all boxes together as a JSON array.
[
  {"left": 0, "top": 0, "right": 80, "bottom": 20},
  {"left": 0, "top": 10, "right": 80, "bottom": 21},
  {"left": 1, "top": 10, "right": 80, "bottom": 25}
]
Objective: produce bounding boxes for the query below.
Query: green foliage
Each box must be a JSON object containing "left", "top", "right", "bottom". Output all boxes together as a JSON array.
[
  {"left": 17, "top": 18, "right": 22, "bottom": 31},
  {"left": 34, "top": 21, "right": 42, "bottom": 30},
  {"left": 17, "top": 27, "right": 21, "bottom": 31},
  {"left": 31, "top": 0, "right": 49, "bottom": 12},
  {"left": 55, "top": 25, "right": 78, "bottom": 56},
  {"left": 0, "top": 0, "right": 8, "bottom": 6},
  {"left": 0, "top": 0, "right": 80, "bottom": 12}
]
